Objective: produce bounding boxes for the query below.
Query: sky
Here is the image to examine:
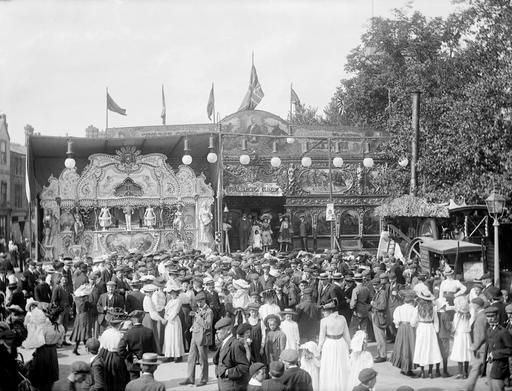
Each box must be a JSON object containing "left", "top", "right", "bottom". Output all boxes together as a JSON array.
[{"left": 0, "top": 0, "right": 462, "bottom": 144}]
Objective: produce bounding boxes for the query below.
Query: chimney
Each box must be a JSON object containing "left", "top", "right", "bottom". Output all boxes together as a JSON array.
[{"left": 24, "top": 124, "right": 34, "bottom": 146}]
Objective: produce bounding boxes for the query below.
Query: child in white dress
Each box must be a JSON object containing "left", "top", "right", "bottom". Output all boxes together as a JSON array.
[
  {"left": 449, "top": 296, "right": 472, "bottom": 379},
  {"left": 300, "top": 341, "right": 320, "bottom": 391}
]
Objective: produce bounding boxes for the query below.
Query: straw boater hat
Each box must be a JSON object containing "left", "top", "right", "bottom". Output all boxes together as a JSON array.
[
  {"left": 139, "top": 352, "right": 161, "bottom": 366},
  {"left": 141, "top": 284, "right": 158, "bottom": 294},
  {"left": 280, "top": 308, "right": 297, "bottom": 317}
]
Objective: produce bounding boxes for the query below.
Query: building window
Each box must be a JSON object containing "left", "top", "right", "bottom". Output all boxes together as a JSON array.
[
  {"left": 15, "top": 157, "right": 24, "bottom": 176},
  {"left": 0, "top": 216, "right": 6, "bottom": 239},
  {"left": 14, "top": 184, "right": 22, "bottom": 208},
  {"left": 0, "top": 142, "right": 6, "bottom": 165},
  {"left": 0, "top": 181, "right": 7, "bottom": 207}
]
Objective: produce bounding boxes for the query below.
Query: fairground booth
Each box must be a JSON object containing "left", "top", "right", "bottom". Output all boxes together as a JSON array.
[{"left": 27, "top": 109, "right": 389, "bottom": 260}]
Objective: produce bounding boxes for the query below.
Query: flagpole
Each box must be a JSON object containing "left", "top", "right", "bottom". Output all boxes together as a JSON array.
[
  {"left": 106, "top": 87, "right": 109, "bottom": 130},
  {"left": 289, "top": 83, "right": 293, "bottom": 123},
  {"left": 212, "top": 82, "right": 215, "bottom": 124}
]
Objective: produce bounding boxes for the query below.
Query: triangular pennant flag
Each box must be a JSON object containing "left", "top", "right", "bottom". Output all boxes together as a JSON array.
[{"left": 207, "top": 83, "right": 215, "bottom": 121}]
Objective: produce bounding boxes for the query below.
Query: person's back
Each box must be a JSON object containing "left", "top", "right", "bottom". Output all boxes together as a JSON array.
[
  {"left": 125, "top": 373, "right": 165, "bottom": 391},
  {"left": 280, "top": 366, "right": 312, "bottom": 391}
]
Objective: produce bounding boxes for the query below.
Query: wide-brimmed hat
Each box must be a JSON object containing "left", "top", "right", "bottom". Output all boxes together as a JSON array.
[
  {"left": 264, "top": 314, "right": 281, "bottom": 328},
  {"left": 74, "top": 284, "right": 93, "bottom": 297},
  {"left": 25, "top": 298, "right": 40, "bottom": 312},
  {"left": 232, "top": 279, "right": 249, "bottom": 290},
  {"left": 139, "top": 352, "right": 161, "bottom": 366},
  {"left": 246, "top": 302, "right": 260, "bottom": 311},
  {"left": 164, "top": 281, "right": 181, "bottom": 293},
  {"left": 444, "top": 266, "right": 454, "bottom": 276},
  {"left": 280, "top": 308, "right": 297, "bottom": 317},
  {"left": 417, "top": 290, "right": 435, "bottom": 301},
  {"left": 141, "top": 284, "right": 158, "bottom": 294}
]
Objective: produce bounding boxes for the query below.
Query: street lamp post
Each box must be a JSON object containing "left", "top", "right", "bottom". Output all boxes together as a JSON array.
[{"left": 485, "top": 189, "right": 506, "bottom": 288}]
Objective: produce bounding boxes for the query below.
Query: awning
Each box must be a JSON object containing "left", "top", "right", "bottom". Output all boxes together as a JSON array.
[{"left": 420, "top": 240, "right": 482, "bottom": 255}]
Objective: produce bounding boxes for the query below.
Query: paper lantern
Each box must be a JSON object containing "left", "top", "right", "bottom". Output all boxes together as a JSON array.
[
  {"left": 64, "top": 157, "right": 76, "bottom": 169},
  {"left": 240, "top": 154, "right": 250, "bottom": 165},
  {"left": 363, "top": 157, "right": 374, "bottom": 168},
  {"left": 301, "top": 156, "right": 312, "bottom": 168},
  {"left": 182, "top": 154, "right": 193, "bottom": 165},
  {"left": 333, "top": 157, "right": 344, "bottom": 168},
  {"left": 270, "top": 156, "right": 281, "bottom": 168}
]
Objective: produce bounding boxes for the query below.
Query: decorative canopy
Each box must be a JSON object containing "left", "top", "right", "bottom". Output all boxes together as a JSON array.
[{"left": 40, "top": 146, "right": 213, "bottom": 210}]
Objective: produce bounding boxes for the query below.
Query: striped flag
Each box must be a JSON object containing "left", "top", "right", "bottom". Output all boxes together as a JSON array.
[
  {"left": 161, "top": 85, "right": 166, "bottom": 125},
  {"left": 238, "top": 64, "right": 264, "bottom": 111},
  {"left": 207, "top": 83, "right": 215, "bottom": 121},
  {"left": 107, "top": 92, "right": 127, "bottom": 116}
]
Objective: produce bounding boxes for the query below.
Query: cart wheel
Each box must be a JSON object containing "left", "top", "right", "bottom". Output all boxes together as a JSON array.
[{"left": 407, "top": 238, "right": 423, "bottom": 261}]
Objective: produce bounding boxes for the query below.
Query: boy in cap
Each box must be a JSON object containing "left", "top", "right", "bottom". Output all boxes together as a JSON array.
[
  {"left": 125, "top": 353, "right": 166, "bottom": 391},
  {"left": 261, "top": 361, "right": 285, "bottom": 391},
  {"left": 352, "top": 367, "right": 377, "bottom": 391},
  {"left": 279, "top": 349, "right": 313, "bottom": 391},
  {"left": 247, "top": 362, "right": 266, "bottom": 391},
  {"left": 51, "top": 361, "right": 90, "bottom": 391}
]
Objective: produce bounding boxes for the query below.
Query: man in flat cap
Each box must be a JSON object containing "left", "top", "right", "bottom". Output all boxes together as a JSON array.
[
  {"left": 119, "top": 310, "right": 159, "bottom": 380},
  {"left": 280, "top": 349, "right": 313, "bottom": 391},
  {"left": 51, "top": 361, "right": 90, "bottom": 391},
  {"left": 353, "top": 367, "right": 378, "bottom": 391},
  {"left": 212, "top": 317, "right": 250, "bottom": 391},
  {"left": 179, "top": 291, "right": 213, "bottom": 387}
]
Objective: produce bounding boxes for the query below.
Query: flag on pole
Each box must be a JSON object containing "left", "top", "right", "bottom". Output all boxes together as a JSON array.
[
  {"left": 290, "top": 87, "right": 301, "bottom": 111},
  {"left": 161, "top": 85, "right": 166, "bottom": 125},
  {"left": 207, "top": 83, "right": 215, "bottom": 121},
  {"left": 238, "top": 64, "right": 264, "bottom": 111},
  {"left": 107, "top": 92, "right": 127, "bottom": 116}
]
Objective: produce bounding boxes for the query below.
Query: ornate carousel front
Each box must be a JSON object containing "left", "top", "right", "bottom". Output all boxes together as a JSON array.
[{"left": 39, "top": 146, "right": 215, "bottom": 260}]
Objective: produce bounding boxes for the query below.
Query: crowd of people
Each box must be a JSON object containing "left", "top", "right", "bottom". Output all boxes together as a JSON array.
[{"left": 0, "top": 247, "right": 511, "bottom": 391}]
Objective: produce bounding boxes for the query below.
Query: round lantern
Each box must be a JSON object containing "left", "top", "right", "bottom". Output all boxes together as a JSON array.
[
  {"left": 207, "top": 152, "right": 218, "bottom": 164},
  {"left": 182, "top": 154, "right": 193, "bottom": 165},
  {"left": 64, "top": 157, "right": 76, "bottom": 169},
  {"left": 363, "top": 157, "right": 374, "bottom": 168},
  {"left": 286, "top": 137, "right": 295, "bottom": 144},
  {"left": 333, "top": 157, "right": 344, "bottom": 168},
  {"left": 240, "top": 154, "right": 251, "bottom": 165},
  {"left": 398, "top": 157, "right": 409, "bottom": 167},
  {"left": 270, "top": 156, "right": 281, "bottom": 168},
  {"left": 301, "top": 156, "right": 312, "bottom": 168}
]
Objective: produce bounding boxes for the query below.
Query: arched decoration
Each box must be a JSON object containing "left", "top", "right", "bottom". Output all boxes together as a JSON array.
[
  {"left": 39, "top": 147, "right": 214, "bottom": 258},
  {"left": 363, "top": 209, "right": 381, "bottom": 235},
  {"left": 340, "top": 210, "right": 360, "bottom": 235}
]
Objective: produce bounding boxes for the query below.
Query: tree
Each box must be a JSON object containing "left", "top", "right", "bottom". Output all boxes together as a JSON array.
[{"left": 326, "top": 1, "right": 512, "bottom": 203}]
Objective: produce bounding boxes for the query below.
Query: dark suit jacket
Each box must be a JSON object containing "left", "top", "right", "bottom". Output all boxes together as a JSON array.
[
  {"left": 125, "top": 374, "right": 166, "bottom": 391},
  {"left": 213, "top": 336, "right": 250, "bottom": 391},
  {"left": 51, "top": 285, "right": 71, "bottom": 308},
  {"left": 118, "top": 324, "right": 158, "bottom": 372},
  {"left": 34, "top": 282, "right": 52, "bottom": 303},
  {"left": 125, "top": 291, "right": 145, "bottom": 313},
  {"left": 89, "top": 355, "right": 106, "bottom": 391},
  {"left": 248, "top": 281, "right": 263, "bottom": 297},
  {"left": 22, "top": 270, "right": 37, "bottom": 295},
  {"left": 275, "top": 293, "right": 289, "bottom": 311},
  {"left": 259, "top": 275, "right": 275, "bottom": 291},
  {"left": 487, "top": 324, "right": 512, "bottom": 379},
  {"left": 280, "top": 366, "right": 313, "bottom": 391},
  {"left": 96, "top": 292, "right": 125, "bottom": 325}
]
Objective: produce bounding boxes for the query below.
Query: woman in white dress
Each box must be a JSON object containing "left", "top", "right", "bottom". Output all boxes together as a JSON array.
[
  {"left": 411, "top": 290, "right": 442, "bottom": 378},
  {"left": 347, "top": 330, "right": 374, "bottom": 390},
  {"left": 162, "top": 282, "right": 184, "bottom": 362},
  {"left": 318, "top": 299, "right": 351, "bottom": 391},
  {"left": 449, "top": 296, "right": 472, "bottom": 378}
]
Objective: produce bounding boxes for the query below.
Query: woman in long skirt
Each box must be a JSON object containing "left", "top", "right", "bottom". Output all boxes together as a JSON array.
[
  {"left": 98, "top": 316, "right": 130, "bottom": 391},
  {"left": 347, "top": 330, "right": 373, "bottom": 390},
  {"left": 141, "top": 284, "right": 163, "bottom": 355},
  {"left": 28, "top": 306, "right": 65, "bottom": 391},
  {"left": 391, "top": 290, "right": 417, "bottom": 375},
  {"left": 449, "top": 296, "right": 472, "bottom": 378},
  {"left": 247, "top": 302, "right": 263, "bottom": 362},
  {"left": 318, "top": 299, "right": 351, "bottom": 391},
  {"left": 412, "top": 293, "right": 442, "bottom": 378},
  {"left": 70, "top": 285, "right": 92, "bottom": 355},
  {"left": 162, "top": 283, "right": 184, "bottom": 361}
]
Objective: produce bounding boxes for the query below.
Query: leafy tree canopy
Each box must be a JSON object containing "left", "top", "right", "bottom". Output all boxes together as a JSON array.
[{"left": 324, "top": 0, "right": 512, "bottom": 204}]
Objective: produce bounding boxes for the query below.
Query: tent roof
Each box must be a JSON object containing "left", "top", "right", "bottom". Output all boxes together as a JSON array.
[
  {"left": 420, "top": 240, "right": 482, "bottom": 255},
  {"left": 27, "top": 134, "right": 211, "bottom": 199}
]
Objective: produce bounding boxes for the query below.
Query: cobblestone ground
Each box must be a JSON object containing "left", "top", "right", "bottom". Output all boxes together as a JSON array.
[{"left": 19, "top": 342, "right": 490, "bottom": 391}]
